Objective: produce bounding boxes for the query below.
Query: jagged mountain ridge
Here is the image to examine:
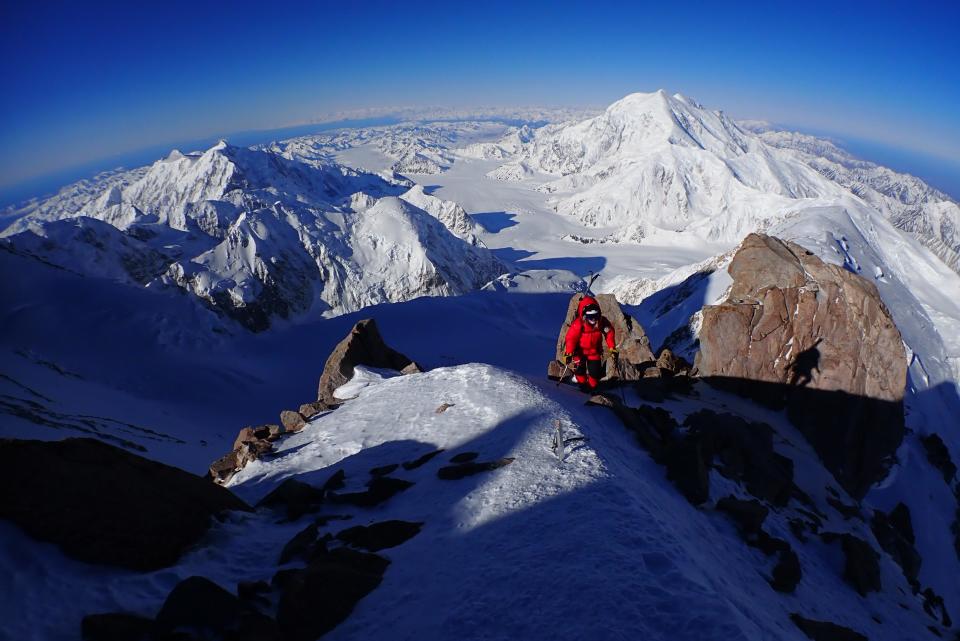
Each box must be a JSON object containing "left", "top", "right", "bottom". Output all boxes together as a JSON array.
[
  {"left": 483, "top": 91, "right": 960, "bottom": 268},
  {"left": 1, "top": 141, "right": 505, "bottom": 330}
]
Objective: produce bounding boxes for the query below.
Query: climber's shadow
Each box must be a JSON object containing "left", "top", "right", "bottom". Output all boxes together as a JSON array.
[{"left": 788, "top": 340, "right": 822, "bottom": 387}]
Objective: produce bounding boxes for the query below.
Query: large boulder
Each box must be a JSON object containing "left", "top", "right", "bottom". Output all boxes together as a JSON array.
[
  {"left": 0, "top": 438, "right": 250, "bottom": 571},
  {"left": 548, "top": 293, "right": 655, "bottom": 380},
  {"left": 696, "top": 233, "right": 907, "bottom": 498},
  {"left": 317, "top": 318, "right": 422, "bottom": 405}
]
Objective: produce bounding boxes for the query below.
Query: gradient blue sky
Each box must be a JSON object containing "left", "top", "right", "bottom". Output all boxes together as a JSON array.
[{"left": 2, "top": 0, "right": 958, "bottom": 198}]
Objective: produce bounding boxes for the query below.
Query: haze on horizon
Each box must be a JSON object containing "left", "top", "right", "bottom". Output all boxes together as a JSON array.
[{"left": 2, "top": 0, "right": 958, "bottom": 201}]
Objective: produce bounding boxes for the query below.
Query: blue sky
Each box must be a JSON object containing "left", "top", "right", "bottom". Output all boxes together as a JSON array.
[{"left": 1, "top": 0, "right": 958, "bottom": 199}]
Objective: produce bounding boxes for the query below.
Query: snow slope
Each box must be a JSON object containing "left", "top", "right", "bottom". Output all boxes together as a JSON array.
[{"left": 2, "top": 362, "right": 947, "bottom": 641}]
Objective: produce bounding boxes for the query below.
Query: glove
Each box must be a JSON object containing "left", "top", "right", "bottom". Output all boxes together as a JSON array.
[{"left": 563, "top": 353, "right": 573, "bottom": 365}]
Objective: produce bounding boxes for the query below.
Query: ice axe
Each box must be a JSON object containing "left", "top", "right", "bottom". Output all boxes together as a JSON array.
[{"left": 555, "top": 360, "right": 570, "bottom": 387}]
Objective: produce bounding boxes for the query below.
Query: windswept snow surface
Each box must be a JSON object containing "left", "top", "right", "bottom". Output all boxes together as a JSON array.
[{"left": 2, "top": 363, "right": 942, "bottom": 641}]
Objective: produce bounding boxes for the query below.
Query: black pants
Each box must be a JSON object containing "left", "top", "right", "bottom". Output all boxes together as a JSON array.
[{"left": 573, "top": 358, "right": 604, "bottom": 388}]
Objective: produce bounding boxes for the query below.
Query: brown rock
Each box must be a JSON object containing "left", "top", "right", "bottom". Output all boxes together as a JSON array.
[
  {"left": 208, "top": 439, "right": 273, "bottom": 485},
  {"left": 280, "top": 410, "right": 307, "bottom": 433},
  {"left": 550, "top": 293, "right": 655, "bottom": 380},
  {"left": 697, "top": 233, "right": 907, "bottom": 498},
  {"left": 0, "top": 438, "right": 250, "bottom": 572},
  {"left": 317, "top": 319, "right": 421, "bottom": 405},
  {"left": 298, "top": 401, "right": 331, "bottom": 420},
  {"left": 656, "top": 348, "right": 690, "bottom": 375}
]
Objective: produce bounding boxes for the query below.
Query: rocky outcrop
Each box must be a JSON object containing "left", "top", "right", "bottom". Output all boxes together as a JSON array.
[
  {"left": 208, "top": 424, "right": 283, "bottom": 485},
  {"left": 548, "top": 293, "right": 655, "bottom": 380},
  {"left": 0, "top": 438, "right": 250, "bottom": 571},
  {"left": 696, "top": 233, "right": 907, "bottom": 498},
  {"left": 317, "top": 318, "right": 422, "bottom": 406}
]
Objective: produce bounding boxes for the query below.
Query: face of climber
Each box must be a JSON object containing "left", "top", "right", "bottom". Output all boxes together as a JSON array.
[{"left": 583, "top": 308, "right": 600, "bottom": 326}]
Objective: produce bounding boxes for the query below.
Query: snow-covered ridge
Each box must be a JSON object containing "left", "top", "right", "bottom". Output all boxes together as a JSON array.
[{"left": 1, "top": 140, "right": 505, "bottom": 330}]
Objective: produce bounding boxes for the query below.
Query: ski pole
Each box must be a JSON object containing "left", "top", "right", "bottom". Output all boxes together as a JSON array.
[{"left": 555, "top": 362, "right": 570, "bottom": 387}]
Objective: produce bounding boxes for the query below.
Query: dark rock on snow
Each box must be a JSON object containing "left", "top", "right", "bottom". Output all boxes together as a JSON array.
[
  {"left": 821, "top": 532, "right": 882, "bottom": 596},
  {"left": 450, "top": 451, "right": 479, "bottom": 463},
  {"left": 81, "top": 612, "right": 153, "bottom": 641},
  {"left": 770, "top": 548, "right": 802, "bottom": 593},
  {"left": 0, "top": 438, "right": 249, "bottom": 572},
  {"left": 154, "top": 575, "right": 281, "bottom": 641},
  {"left": 696, "top": 233, "right": 907, "bottom": 499},
  {"left": 336, "top": 520, "right": 424, "bottom": 551},
  {"left": 716, "top": 496, "right": 769, "bottom": 535},
  {"left": 276, "top": 547, "right": 389, "bottom": 641},
  {"left": 257, "top": 478, "right": 325, "bottom": 521},
  {"left": 790, "top": 613, "right": 868, "bottom": 641},
  {"left": 871, "top": 503, "right": 922, "bottom": 584},
  {"left": 921, "top": 433, "right": 958, "bottom": 485},
  {"left": 317, "top": 318, "right": 421, "bottom": 406}
]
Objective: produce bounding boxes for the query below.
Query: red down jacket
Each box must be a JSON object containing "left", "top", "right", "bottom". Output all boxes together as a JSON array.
[{"left": 564, "top": 296, "right": 615, "bottom": 361}]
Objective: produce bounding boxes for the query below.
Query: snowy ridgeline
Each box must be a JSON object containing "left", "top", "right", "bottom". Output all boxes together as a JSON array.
[
  {"left": 4, "top": 361, "right": 955, "bottom": 641},
  {"left": 0, "top": 140, "right": 506, "bottom": 330}
]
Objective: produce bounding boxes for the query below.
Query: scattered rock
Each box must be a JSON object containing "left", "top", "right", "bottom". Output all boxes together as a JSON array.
[
  {"left": 790, "top": 613, "right": 867, "bottom": 641},
  {"left": 921, "top": 434, "right": 957, "bottom": 485},
  {"left": 81, "top": 613, "right": 152, "bottom": 641},
  {"left": 716, "top": 496, "right": 769, "bottom": 535},
  {"left": 662, "top": 436, "right": 710, "bottom": 505},
  {"left": 336, "top": 520, "right": 424, "bottom": 551},
  {"left": 280, "top": 523, "right": 320, "bottom": 564},
  {"left": 871, "top": 503, "right": 921, "bottom": 584},
  {"left": 656, "top": 348, "right": 691, "bottom": 375},
  {"left": 435, "top": 403, "right": 455, "bottom": 414},
  {"left": 550, "top": 293, "right": 655, "bottom": 380},
  {"left": 370, "top": 463, "right": 399, "bottom": 477},
  {"left": 682, "top": 410, "right": 795, "bottom": 507},
  {"left": 280, "top": 410, "right": 307, "bottom": 433},
  {"left": 209, "top": 424, "right": 282, "bottom": 485},
  {"left": 826, "top": 495, "right": 862, "bottom": 521},
  {"left": 438, "top": 458, "right": 515, "bottom": 480},
  {"left": 234, "top": 424, "right": 283, "bottom": 449},
  {"left": 450, "top": 452, "right": 479, "bottom": 463},
  {"left": 822, "top": 532, "right": 882, "bottom": 596},
  {"left": 298, "top": 400, "right": 331, "bottom": 420},
  {"left": 155, "top": 576, "right": 242, "bottom": 631},
  {"left": 0, "top": 438, "right": 250, "bottom": 571},
  {"left": 329, "top": 477, "right": 414, "bottom": 507},
  {"left": 237, "top": 580, "right": 271, "bottom": 605},
  {"left": 921, "top": 587, "right": 953, "bottom": 627},
  {"left": 697, "top": 233, "right": 907, "bottom": 499},
  {"left": 276, "top": 548, "right": 389, "bottom": 641},
  {"left": 257, "top": 479, "right": 325, "bottom": 520},
  {"left": 317, "top": 319, "right": 421, "bottom": 406},
  {"left": 402, "top": 449, "right": 444, "bottom": 470},
  {"left": 770, "top": 548, "right": 802, "bottom": 593}
]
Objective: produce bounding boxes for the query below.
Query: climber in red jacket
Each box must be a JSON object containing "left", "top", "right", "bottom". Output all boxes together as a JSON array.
[{"left": 562, "top": 296, "right": 617, "bottom": 391}]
